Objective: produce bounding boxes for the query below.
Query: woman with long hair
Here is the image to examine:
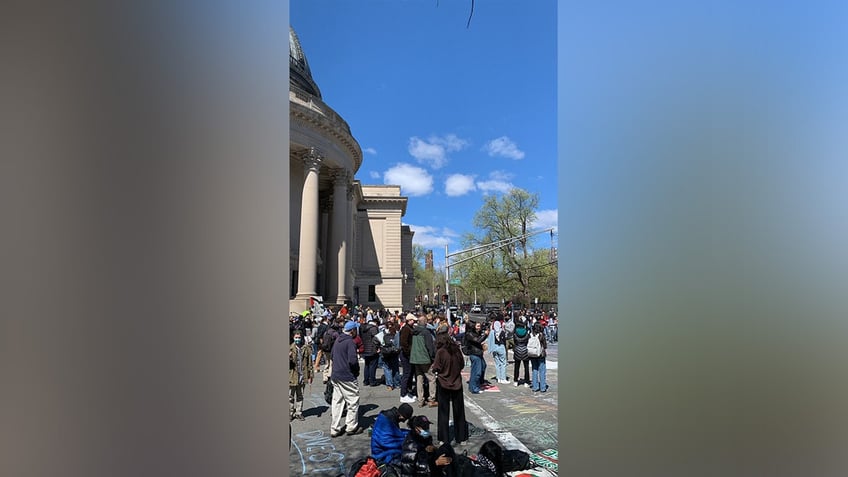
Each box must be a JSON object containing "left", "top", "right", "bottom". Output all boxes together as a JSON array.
[
  {"left": 430, "top": 332, "right": 469, "bottom": 446},
  {"left": 476, "top": 440, "right": 505, "bottom": 476}
]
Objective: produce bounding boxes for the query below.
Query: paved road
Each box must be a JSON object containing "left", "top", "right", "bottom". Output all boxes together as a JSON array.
[{"left": 289, "top": 343, "right": 558, "bottom": 476}]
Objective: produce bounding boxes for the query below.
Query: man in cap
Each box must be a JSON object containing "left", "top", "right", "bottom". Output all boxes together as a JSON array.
[
  {"left": 370, "top": 402, "right": 413, "bottom": 465},
  {"left": 400, "top": 415, "right": 455, "bottom": 476},
  {"left": 329, "top": 320, "right": 363, "bottom": 437}
]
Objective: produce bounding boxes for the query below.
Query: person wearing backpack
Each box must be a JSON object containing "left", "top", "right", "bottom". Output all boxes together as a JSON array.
[
  {"left": 315, "top": 318, "right": 342, "bottom": 381},
  {"left": 528, "top": 323, "right": 548, "bottom": 393},
  {"left": 511, "top": 322, "right": 531, "bottom": 387}
]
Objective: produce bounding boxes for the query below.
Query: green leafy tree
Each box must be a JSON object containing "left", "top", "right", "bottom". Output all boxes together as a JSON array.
[{"left": 456, "top": 188, "right": 556, "bottom": 308}]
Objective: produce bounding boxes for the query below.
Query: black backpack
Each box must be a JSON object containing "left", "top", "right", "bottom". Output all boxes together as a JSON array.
[
  {"left": 501, "top": 449, "right": 532, "bottom": 472},
  {"left": 380, "top": 333, "right": 399, "bottom": 357},
  {"left": 494, "top": 327, "right": 505, "bottom": 346},
  {"left": 321, "top": 328, "right": 338, "bottom": 353}
]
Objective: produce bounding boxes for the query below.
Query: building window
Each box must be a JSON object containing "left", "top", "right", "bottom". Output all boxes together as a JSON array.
[
  {"left": 368, "top": 285, "right": 376, "bottom": 302},
  {"left": 291, "top": 270, "right": 298, "bottom": 299}
]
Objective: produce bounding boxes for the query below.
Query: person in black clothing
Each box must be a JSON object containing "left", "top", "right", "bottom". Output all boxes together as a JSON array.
[
  {"left": 400, "top": 415, "right": 455, "bottom": 477},
  {"left": 511, "top": 321, "right": 531, "bottom": 387},
  {"left": 431, "top": 333, "right": 468, "bottom": 446},
  {"left": 399, "top": 314, "right": 417, "bottom": 403},
  {"left": 473, "top": 440, "right": 505, "bottom": 477},
  {"left": 360, "top": 317, "right": 380, "bottom": 386},
  {"left": 463, "top": 321, "right": 489, "bottom": 394}
]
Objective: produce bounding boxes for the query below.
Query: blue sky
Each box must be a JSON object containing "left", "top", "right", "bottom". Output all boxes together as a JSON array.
[{"left": 291, "top": 1, "right": 557, "bottom": 266}]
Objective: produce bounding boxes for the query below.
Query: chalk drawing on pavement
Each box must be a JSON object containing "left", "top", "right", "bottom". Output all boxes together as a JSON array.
[{"left": 291, "top": 429, "right": 346, "bottom": 476}]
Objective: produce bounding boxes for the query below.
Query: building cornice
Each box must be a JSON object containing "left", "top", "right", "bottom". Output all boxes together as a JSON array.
[{"left": 290, "top": 87, "right": 362, "bottom": 172}]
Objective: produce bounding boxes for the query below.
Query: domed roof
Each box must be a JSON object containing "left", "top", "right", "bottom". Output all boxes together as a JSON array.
[{"left": 289, "top": 26, "right": 322, "bottom": 99}]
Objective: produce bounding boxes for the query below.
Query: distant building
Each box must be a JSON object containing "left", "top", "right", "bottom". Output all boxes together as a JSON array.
[{"left": 289, "top": 27, "right": 414, "bottom": 312}]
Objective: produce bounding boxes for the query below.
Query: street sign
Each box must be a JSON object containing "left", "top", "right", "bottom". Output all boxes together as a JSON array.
[{"left": 449, "top": 278, "right": 461, "bottom": 285}]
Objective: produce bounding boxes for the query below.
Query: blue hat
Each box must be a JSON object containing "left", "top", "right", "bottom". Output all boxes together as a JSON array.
[{"left": 344, "top": 321, "right": 357, "bottom": 332}]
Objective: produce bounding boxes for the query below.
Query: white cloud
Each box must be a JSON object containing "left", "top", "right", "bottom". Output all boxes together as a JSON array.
[
  {"left": 476, "top": 180, "right": 514, "bottom": 194},
  {"left": 475, "top": 170, "right": 515, "bottom": 194},
  {"left": 408, "top": 225, "right": 459, "bottom": 248},
  {"left": 369, "top": 170, "right": 381, "bottom": 179},
  {"left": 383, "top": 163, "right": 433, "bottom": 196},
  {"left": 408, "top": 134, "right": 469, "bottom": 169},
  {"left": 444, "top": 174, "right": 477, "bottom": 197},
  {"left": 531, "top": 209, "right": 559, "bottom": 233},
  {"left": 363, "top": 147, "right": 377, "bottom": 155},
  {"left": 488, "top": 170, "right": 513, "bottom": 181},
  {"left": 484, "top": 136, "right": 525, "bottom": 160}
]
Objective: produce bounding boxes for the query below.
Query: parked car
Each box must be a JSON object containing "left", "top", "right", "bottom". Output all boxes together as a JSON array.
[{"left": 470, "top": 305, "right": 482, "bottom": 313}]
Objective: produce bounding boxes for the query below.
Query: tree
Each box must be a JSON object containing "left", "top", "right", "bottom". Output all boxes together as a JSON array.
[{"left": 455, "top": 188, "right": 557, "bottom": 308}]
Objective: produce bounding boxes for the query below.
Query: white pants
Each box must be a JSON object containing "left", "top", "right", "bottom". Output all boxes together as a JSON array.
[{"left": 330, "top": 379, "right": 360, "bottom": 433}]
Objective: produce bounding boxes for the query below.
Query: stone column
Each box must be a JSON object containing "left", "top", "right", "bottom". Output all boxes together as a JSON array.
[
  {"left": 294, "top": 148, "right": 322, "bottom": 306},
  {"left": 345, "top": 184, "right": 356, "bottom": 302},
  {"left": 330, "top": 170, "right": 350, "bottom": 304},
  {"left": 320, "top": 198, "right": 331, "bottom": 298}
]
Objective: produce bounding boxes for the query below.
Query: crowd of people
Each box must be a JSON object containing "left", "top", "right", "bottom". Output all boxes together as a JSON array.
[{"left": 288, "top": 304, "right": 556, "bottom": 475}]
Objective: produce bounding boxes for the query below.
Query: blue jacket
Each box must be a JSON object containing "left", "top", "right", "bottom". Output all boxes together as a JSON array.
[{"left": 370, "top": 408, "right": 409, "bottom": 464}]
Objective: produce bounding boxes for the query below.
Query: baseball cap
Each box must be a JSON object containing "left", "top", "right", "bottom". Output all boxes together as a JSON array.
[
  {"left": 406, "top": 313, "right": 416, "bottom": 322},
  {"left": 411, "top": 415, "right": 430, "bottom": 430},
  {"left": 344, "top": 321, "right": 357, "bottom": 332}
]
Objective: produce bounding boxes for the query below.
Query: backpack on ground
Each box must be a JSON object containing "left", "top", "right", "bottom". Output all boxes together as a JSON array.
[
  {"left": 321, "top": 328, "right": 338, "bottom": 353},
  {"left": 348, "top": 456, "right": 380, "bottom": 477},
  {"left": 527, "top": 332, "right": 542, "bottom": 358},
  {"left": 501, "top": 448, "right": 532, "bottom": 472}
]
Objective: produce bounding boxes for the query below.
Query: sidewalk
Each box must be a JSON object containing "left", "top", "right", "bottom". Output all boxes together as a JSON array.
[{"left": 288, "top": 351, "right": 534, "bottom": 476}]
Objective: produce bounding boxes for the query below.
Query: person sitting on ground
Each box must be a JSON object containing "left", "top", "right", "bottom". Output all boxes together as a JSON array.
[
  {"left": 400, "top": 415, "right": 455, "bottom": 477},
  {"left": 371, "top": 403, "right": 414, "bottom": 465},
  {"left": 472, "top": 440, "right": 505, "bottom": 477}
]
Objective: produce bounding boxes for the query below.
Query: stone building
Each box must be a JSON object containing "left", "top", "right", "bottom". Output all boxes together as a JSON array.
[{"left": 289, "top": 27, "right": 415, "bottom": 313}]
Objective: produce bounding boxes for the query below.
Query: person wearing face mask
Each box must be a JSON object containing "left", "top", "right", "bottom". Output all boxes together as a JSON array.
[
  {"left": 400, "top": 415, "right": 456, "bottom": 477},
  {"left": 289, "top": 329, "right": 313, "bottom": 421},
  {"left": 371, "top": 403, "right": 413, "bottom": 466}
]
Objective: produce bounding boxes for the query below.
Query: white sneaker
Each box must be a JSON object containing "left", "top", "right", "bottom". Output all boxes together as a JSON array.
[
  {"left": 401, "top": 395, "right": 417, "bottom": 403},
  {"left": 523, "top": 383, "right": 530, "bottom": 388},
  {"left": 513, "top": 382, "right": 519, "bottom": 387}
]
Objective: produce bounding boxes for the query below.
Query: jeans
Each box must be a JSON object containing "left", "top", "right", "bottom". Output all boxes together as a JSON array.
[
  {"left": 381, "top": 354, "right": 401, "bottom": 388},
  {"left": 363, "top": 354, "right": 379, "bottom": 386},
  {"left": 491, "top": 345, "right": 507, "bottom": 381},
  {"left": 531, "top": 357, "right": 547, "bottom": 391},
  {"left": 469, "top": 354, "right": 484, "bottom": 393}
]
